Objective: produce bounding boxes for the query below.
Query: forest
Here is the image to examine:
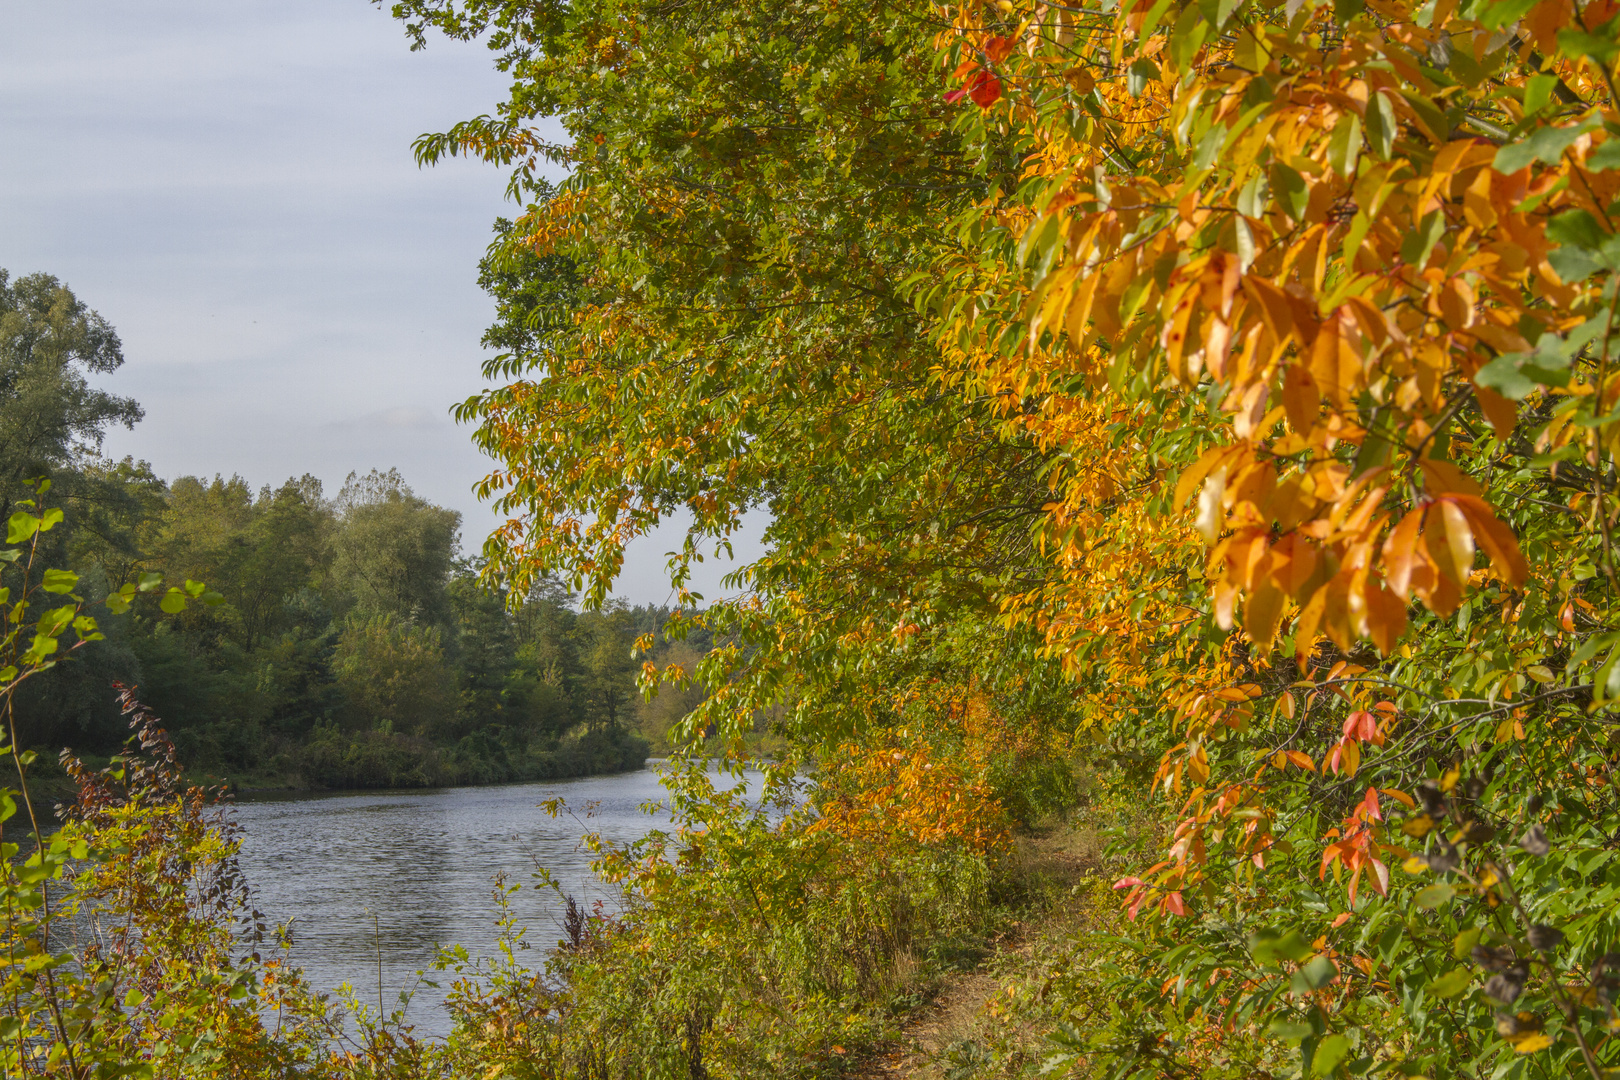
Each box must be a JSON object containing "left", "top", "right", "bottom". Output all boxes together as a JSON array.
[
  {"left": 4, "top": 0, "right": 1620, "bottom": 1074},
  {"left": 0, "top": 269, "right": 685, "bottom": 791}
]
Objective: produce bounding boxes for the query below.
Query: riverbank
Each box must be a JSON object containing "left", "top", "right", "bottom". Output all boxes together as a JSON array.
[{"left": 193, "top": 724, "right": 652, "bottom": 793}]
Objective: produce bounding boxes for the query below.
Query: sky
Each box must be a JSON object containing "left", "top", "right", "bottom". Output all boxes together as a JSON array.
[{"left": 0, "top": 0, "right": 763, "bottom": 605}]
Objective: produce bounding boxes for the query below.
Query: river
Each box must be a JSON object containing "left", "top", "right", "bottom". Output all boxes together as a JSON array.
[{"left": 232, "top": 761, "right": 758, "bottom": 1039}]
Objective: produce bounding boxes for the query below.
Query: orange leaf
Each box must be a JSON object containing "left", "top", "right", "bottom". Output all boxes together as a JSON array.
[
  {"left": 1447, "top": 494, "right": 1528, "bottom": 587},
  {"left": 1382, "top": 507, "right": 1425, "bottom": 600},
  {"left": 1282, "top": 363, "right": 1321, "bottom": 433},
  {"left": 1284, "top": 750, "right": 1317, "bottom": 772}
]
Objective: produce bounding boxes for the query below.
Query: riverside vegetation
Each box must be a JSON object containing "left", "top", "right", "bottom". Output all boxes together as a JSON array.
[
  {"left": 0, "top": 269, "right": 695, "bottom": 791},
  {"left": 4, "top": 0, "right": 1620, "bottom": 1072}
]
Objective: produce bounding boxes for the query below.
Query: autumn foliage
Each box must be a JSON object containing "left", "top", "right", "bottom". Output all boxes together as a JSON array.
[{"left": 88, "top": 0, "right": 1620, "bottom": 1070}]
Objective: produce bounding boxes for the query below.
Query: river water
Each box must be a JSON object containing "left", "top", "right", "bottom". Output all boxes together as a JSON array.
[{"left": 232, "top": 762, "right": 756, "bottom": 1038}]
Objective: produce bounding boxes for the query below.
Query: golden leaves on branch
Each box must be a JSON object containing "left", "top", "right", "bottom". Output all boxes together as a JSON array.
[{"left": 934, "top": 0, "right": 1618, "bottom": 661}]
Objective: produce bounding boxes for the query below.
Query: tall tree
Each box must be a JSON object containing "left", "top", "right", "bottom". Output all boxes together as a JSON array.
[
  {"left": 331, "top": 468, "right": 461, "bottom": 627},
  {"left": 0, "top": 271, "right": 142, "bottom": 519},
  {"left": 397, "top": 0, "right": 1620, "bottom": 1069}
]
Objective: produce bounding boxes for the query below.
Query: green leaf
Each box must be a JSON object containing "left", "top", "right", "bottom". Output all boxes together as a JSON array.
[
  {"left": 1547, "top": 209, "right": 1608, "bottom": 250},
  {"left": 1400, "top": 210, "right": 1446, "bottom": 267},
  {"left": 1329, "top": 112, "right": 1362, "bottom": 177},
  {"left": 1476, "top": 316, "right": 1607, "bottom": 398},
  {"left": 1270, "top": 163, "right": 1309, "bottom": 219},
  {"left": 22, "top": 634, "right": 59, "bottom": 664},
  {"left": 36, "top": 605, "right": 75, "bottom": 637},
  {"left": 1169, "top": 5, "right": 1211, "bottom": 70},
  {"left": 1341, "top": 211, "right": 1373, "bottom": 267},
  {"left": 1365, "top": 91, "right": 1397, "bottom": 160},
  {"left": 1523, "top": 74, "right": 1557, "bottom": 115},
  {"left": 1235, "top": 217, "right": 1258, "bottom": 271},
  {"left": 1476, "top": 354, "right": 1543, "bottom": 399},
  {"left": 1193, "top": 125, "right": 1225, "bottom": 172},
  {"left": 5, "top": 513, "right": 41, "bottom": 545},
  {"left": 1270, "top": 1017, "right": 1315, "bottom": 1041},
  {"left": 1557, "top": 19, "right": 1620, "bottom": 63},
  {"left": 1294, "top": 954, "right": 1338, "bottom": 992},
  {"left": 40, "top": 569, "right": 78, "bottom": 595},
  {"left": 1428, "top": 967, "right": 1473, "bottom": 997},
  {"left": 1479, "top": 0, "right": 1540, "bottom": 28},
  {"left": 1603, "top": 644, "right": 1620, "bottom": 701},
  {"left": 1453, "top": 926, "right": 1484, "bottom": 959},
  {"left": 1236, "top": 173, "right": 1268, "bottom": 218},
  {"left": 1587, "top": 139, "right": 1620, "bottom": 172},
  {"left": 138, "top": 572, "right": 163, "bottom": 593},
  {"left": 1312, "top": 1033, "right": 1352, "bottom": 1075},
  {"left": 159, "top": 589, "right": 188, "bottom": 615},
  {"left": 1253, "top": 927, "right": 1315, "bottom": 964},
  {"left": 1127, "top": 59, "right": 1160, "bottom": 96},
  {"left": 1195, "top": 0, "right": 1242, "bottom": 31},
  {"left": 1414, "top": 882, "right": 1455, "bottom": 909},
  {"left": 1399, "top": 89, "right": 1449, "bottom": 142},
  {"left": 1495, "top": 116, "right": 1601, "bottom": 173}
]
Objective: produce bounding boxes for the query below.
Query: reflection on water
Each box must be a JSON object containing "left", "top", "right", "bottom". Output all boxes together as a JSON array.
[{"left": 233, "top": 762, "right": 755, "bottom": 1038}]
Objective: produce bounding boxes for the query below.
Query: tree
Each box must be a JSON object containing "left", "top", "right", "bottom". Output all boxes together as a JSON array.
[
  {"left": 927, "top": 0, "right": 1620, "bottom": 1071},
  {"left": 0, "top": 272, "right": 147, "bottom": 749},
  {"left": 0, "top": 270, "right": 142, "bottom": 521},
  {"left": 448, "top": 562, "right": 516, "bottom": 735},
  {"left": 575, "top": 605, "right": 637, "bottom": 734},
  {"left": 400, "top": 0, "right": 1620, "bottom": 1069},
  {"left": 331, "top": 468, "right": 460, "bottom": 628},
  {"left": 332, "top": 614, "right": 458, "bottom": 737},
  {"left": 146, "top": 474, "right": 333, "bottom": 650}
]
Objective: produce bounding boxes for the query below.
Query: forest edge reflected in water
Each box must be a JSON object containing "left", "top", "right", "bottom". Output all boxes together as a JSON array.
[{"left": 231, "top": 761, "right": 764, "bottom": 1039}]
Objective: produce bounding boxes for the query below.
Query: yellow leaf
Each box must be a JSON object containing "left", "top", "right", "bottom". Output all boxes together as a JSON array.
[{"left": 1401, "top": 813, "right": 1435, "bottom": 838}]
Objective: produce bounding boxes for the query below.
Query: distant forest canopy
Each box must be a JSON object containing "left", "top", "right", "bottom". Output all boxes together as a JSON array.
[{"left": 0, "top": 267, "right": 711, "bottom": 789}]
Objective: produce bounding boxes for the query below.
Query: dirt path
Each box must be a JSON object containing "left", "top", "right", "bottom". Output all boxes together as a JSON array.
[{"left": 855, "top": 825, "right": 1098, "bottom": 1079}]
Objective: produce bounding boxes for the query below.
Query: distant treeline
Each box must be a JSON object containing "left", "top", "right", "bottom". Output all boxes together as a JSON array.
[{"left": 3, "top": 268, "right": 707, "bottom": 788}]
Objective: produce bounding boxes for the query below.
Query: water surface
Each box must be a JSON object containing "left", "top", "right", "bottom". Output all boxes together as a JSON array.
[{"left": 233, "top": 764, "right": 746, "bottom": 1037}]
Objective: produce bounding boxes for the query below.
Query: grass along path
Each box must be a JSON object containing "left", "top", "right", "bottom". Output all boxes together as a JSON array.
[{"left": 857, "top": 822, "right": 1102, "bottom": 1080}]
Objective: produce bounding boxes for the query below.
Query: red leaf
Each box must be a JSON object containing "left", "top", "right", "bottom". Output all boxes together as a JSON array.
[
  {"left": 1343, "top": 710, "right": 1376, "bottom": 742},
  {"left": 983, "top": 35, "right": 1017, "bottom": 63},
  {"left": 968, "top": 71, "right": 1002, "bottom": 107}
]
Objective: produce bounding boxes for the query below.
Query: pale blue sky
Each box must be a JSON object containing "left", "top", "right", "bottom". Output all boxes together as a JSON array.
[{"left": 0, "top": 0, "right": 761, "bottom": 603}]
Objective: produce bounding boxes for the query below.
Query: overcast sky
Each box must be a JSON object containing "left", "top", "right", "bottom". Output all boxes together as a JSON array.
[{"left": 0, "top": 0, "right": 761, "bottom": 604}]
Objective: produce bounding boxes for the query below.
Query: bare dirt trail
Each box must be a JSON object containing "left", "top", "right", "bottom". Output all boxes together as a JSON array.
[{"left": 855, "top": 825, "right": 1099, "bottom": 1080}]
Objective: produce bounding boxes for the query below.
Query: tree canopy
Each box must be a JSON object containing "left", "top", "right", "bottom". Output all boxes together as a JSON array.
[{"left": 392, "top": 0, "right": 1620, "bottom": 1069}]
